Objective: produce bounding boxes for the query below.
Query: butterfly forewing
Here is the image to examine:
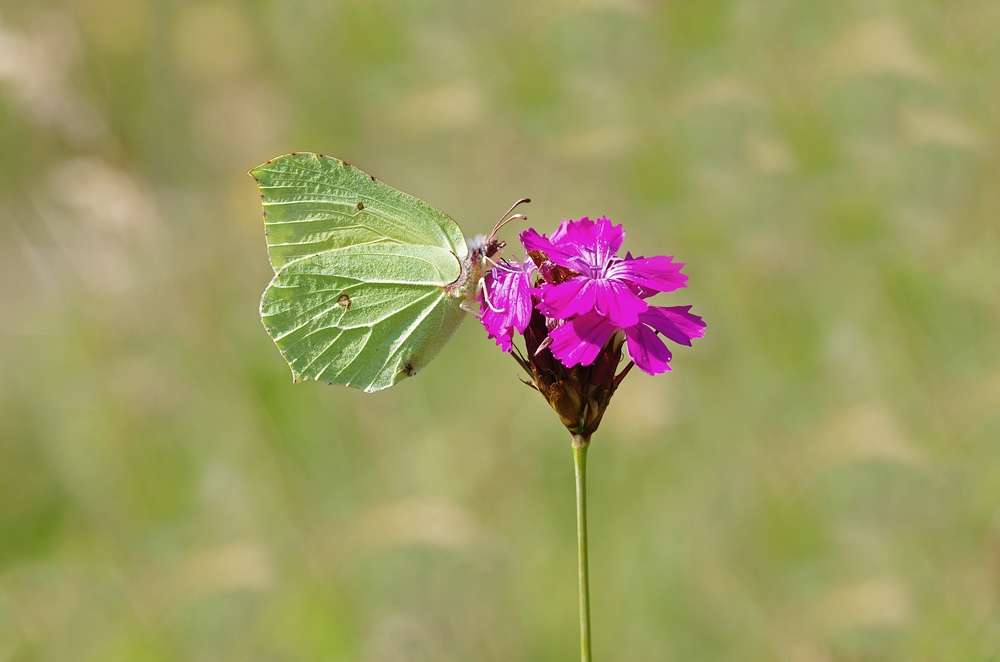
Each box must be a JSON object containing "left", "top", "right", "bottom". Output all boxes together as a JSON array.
[{"left": 252, "top": 153, "right": 468, "bottom": 272}]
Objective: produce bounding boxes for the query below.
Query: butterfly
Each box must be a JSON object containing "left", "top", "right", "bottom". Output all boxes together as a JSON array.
[{"left": 252, "top": 152, "right": 528, "bottom": 392}]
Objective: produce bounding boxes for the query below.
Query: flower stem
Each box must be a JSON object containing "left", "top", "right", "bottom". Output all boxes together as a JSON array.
[{"left": 572, "top": 434, "right": 592, "bottom": 662}]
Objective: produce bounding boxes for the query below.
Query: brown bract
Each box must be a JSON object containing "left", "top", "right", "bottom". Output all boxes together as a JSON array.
[{"left": 511, "top": 251, "right": 631, "bottom": 439}]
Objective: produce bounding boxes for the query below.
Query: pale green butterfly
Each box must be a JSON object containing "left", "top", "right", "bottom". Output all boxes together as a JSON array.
[{"left": 252, "top": 152, "right": 528, "bottom": 392}]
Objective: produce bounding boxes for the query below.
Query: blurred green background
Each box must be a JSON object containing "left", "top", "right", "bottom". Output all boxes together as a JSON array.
[{"left": 1, "top": 0, "right": 999, "bottom": 659}]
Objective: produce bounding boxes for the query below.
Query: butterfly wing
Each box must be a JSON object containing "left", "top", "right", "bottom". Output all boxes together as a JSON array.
[
  {"left": 253, "top": 153, "right": 472, "bottom": 392},
  {"left": 253, "top": 152, "right": 468, "bottom": 271}
]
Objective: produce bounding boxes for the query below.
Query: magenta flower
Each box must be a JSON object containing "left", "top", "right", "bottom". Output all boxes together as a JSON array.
[{"left": 477, "top": 214, "right": 704, "bottom": 431}]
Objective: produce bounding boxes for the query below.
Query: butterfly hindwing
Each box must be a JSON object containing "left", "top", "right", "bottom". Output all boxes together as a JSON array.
[{"left": 253, "top": 154, "right": 472, "bottom": 392}]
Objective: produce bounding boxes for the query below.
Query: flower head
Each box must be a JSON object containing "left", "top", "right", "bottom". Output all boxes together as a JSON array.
[{"left": 478, "top": 215, "right": 705, "bottom": 436}]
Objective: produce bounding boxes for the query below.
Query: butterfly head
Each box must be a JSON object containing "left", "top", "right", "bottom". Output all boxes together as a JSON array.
[
  {"left": 466, "top": 234, "right": 506, "bottom": 261},
  {"left": 465, "top": 198, "right": 529, "bottom": 265},
  {"left": 457, "top": 199, "right": 530, "bottom": 308},
  {"left": 487, "top": 237, "right": 506, "bottom": 258}
]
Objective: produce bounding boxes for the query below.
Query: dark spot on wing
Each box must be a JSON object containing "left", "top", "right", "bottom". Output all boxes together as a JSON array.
[
  {"left": 337, "top": 294, "right": 352, "bottom": 309},
  {"left": 290, "top": 151, "right": 297, "bottom": 155},
  {"left": 343, "top": 161, "right": 351, "bottom": 167},
  {"left": 356, "top": 202, "right": 364, "bottom": 210},
  {"left": 403, "top": 362, "right": 416, "bottom": 376},
  {"left": 369, "top": 175, "right": 376, "bottom": 181}
]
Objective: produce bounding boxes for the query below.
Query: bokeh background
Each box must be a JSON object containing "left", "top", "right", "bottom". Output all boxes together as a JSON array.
[{"left": 1, "top": 0, "right": 999, "bottom": 659}]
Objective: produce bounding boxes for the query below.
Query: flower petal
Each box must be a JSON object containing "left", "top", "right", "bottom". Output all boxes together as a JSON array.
[
  {"left": 592, "top": 216, "right": 625, "bottom": 265},
  {"left": 537, "top": 277, "right": 596, "bottom": 319},
  {"left": 609, "top": 255, "right": 687, "bottom": 294},
  {"left": 554, "top": 217, "right": 597, "bottom": 254},
  {"left": 553, "top": 216, "right": 625, "bottom": 270},
  {"left": 479, "top": 255, "right": 538, "bottom": 351},
  {"left": 638, "top": 305, "right": 706, "bottom": 346},
  {"left": 479, "top": 299, "right": 515, "bottom": 350},
  {"left": 486, "top": 326, "right": 515, "bottom": 352},
  {"left": 548, "top": 217, "right": 578, "bottom": 244},
  {"left": 624, "top": 323, "right": 673, "bottom": 375},
  {"left": 593, "top": 279, "right": 647, "bottom": 327},
  {"left": 548, "top": 312, "right": 617, "bottom": 368}
]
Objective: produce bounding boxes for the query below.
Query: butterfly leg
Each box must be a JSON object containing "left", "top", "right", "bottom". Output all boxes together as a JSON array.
[
  {"left": 460, "top": 276, "right": 484, "bottom": 315},
  {"left": 479, "top": 276, "right": 507, "bottom": 314},
  {"left": 461, "top": 277, "right": 495, "bottom": 315}
]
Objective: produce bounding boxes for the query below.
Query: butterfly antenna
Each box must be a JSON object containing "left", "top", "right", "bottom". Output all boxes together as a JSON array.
[{"left": 490, "top": 198, "right": 531, "bottom": 238}]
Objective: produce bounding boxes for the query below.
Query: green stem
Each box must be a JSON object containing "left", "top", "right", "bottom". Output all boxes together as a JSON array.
[{"left": 572, "top": 434, "right": 591, "bottom": 662}]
